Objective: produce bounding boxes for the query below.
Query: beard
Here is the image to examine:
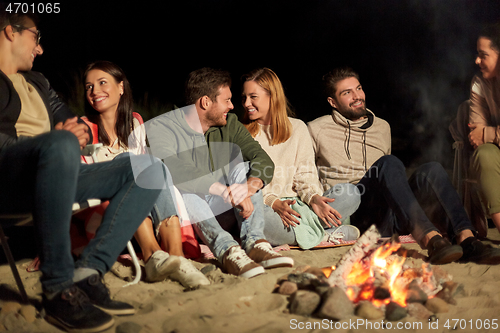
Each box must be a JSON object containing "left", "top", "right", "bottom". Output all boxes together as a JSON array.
[
  {"left": 206, "top": 108, "right": 227, "bottom": 127},
  {"left": 336, "top": 99, "right": 367, "bottom": 121}
]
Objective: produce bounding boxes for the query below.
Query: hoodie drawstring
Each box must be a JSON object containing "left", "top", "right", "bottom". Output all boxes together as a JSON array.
[{"left": 344, "top": 120, "right": 352, "bottom": 160}]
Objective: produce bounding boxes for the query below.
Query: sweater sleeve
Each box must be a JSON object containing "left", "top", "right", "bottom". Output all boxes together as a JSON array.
[
  {"left": 469, "top": 76, "right": 499, "bottom": 145},
  {"left": 291, "top": 120, "right": 324, "bottom": 205}
]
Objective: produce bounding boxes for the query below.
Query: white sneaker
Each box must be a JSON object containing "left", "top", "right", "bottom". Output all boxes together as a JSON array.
[
  {"left": 169, "top": 257, "right": 211, "bottom": 288},
  {"left": 144, "top": 251, "right": 181, "bottom": 282},
  {"left": 325, "top": 225, "right": 360, "bottom": 244},
  {"left": 248, "top": 240, "right": 294, "bottom": 268}
]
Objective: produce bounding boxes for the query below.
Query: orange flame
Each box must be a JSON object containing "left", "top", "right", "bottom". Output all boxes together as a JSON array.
[{"left": 343, "top": 240, "right": 408, "bottom": 307}]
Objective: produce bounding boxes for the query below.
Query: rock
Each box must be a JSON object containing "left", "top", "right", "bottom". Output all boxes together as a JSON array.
[
  {"left": 289, "top": 290, "right": 321, "bottom": 316},
  {"left": 356, "top": 301, "right": 384, "bottom": 320},
  {"left": 288, "top": 273, "right": 320, "bottom": 290},
  {"left": 407, "top": 302, "right": 433, "bottom": 320},
  {"left": 200, "top": 264, "right": 217, "bottom": 275},
  {"left": 278, "top": 281, "right": 298, "bottom": 295},
  {"left": 315, "top": 286, "right": 354, "bottom": 320},
  {"left": 19, "top": 305, "right": 37, "bottom": 323},
  {"left": 373, "top": 287, "right": 390, "bottom": 300},
  {"left": 425, "top": 297, "right": 449, "bottom": 313},
  {"left": 385, "top": 301, "right": 407, "bottom": 321},
  {"left": 116, "top": 321, "right": 144, "bottom": 333},
  {"left": 0, "top": 302, "right": 21, "bottom": 314},
  {"left": 2, "top": 312, "right": 28, "bottom": 331},
  {"left": 431, "top": 266, "right": 452, "bottom": 284},
  {"left": 305, "top": 266, "right": 327, "bottom": 278},
  {"left": 405, "top": 282, "right": 428, "bottom": 304},
  {"left": 435, "top": 284, "right": 457, "bottom": 305}
]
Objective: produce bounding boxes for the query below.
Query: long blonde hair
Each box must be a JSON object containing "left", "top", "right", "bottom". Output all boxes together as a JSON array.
[{"left": 242, "top": 68, "right": 294, "bottom": 145}]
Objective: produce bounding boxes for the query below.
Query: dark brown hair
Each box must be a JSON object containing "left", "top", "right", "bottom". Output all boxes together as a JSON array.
[
  {"left": 84, "top": 60, "right": 134, "bottom": 147},
  {"left": 184, "top": 67, "right": 231, "bottom": 105},
  {"left": 322, "top": 67, "right": 360, "bottom": 98}
]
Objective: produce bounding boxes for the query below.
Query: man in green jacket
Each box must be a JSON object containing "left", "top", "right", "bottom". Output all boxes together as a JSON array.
[{"left": 146, "top": 68, "right": 294, "bottom": 278}]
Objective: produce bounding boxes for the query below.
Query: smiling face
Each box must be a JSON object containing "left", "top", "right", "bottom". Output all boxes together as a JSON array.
[
  {"left": 476, "top": 37, "right": 500, "bottom": 80},
  {"left": 11, "top": 18, "right": 43, "bottom": 72},
  {"left": 85, "top": 69, "right": 124, "bottom": 115},
  {"left": 204, "top": 85, "right": 234, "bottom": 128},
  {"left": 328, "top": 77, "right": 367, "bottom": 121},
  {"left": 242, "top": 80, "right": 271, "bottom": 125}
]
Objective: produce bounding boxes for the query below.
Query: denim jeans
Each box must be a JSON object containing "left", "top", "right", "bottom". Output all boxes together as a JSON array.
[
  {"left": 262, "top": 183, "right": 361, "bottom": 246},
  {"left": 0, "top": 131, "right": 161, "bottom": 293},
  {"left": 183, "top": 162, "right": 266, "bottom": 262},
  {"left": 115, "top": 153, "right": 179, "bottom": 230},
  {"left": 351, "top": 155, "right": 474, "bottom": 244}
]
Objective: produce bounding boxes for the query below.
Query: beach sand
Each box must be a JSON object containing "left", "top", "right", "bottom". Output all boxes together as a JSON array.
[{"left": 1, "top": 228, "right": 500, "bottom": 333}]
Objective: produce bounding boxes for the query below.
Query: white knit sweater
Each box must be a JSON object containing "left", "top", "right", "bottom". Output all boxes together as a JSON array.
[{"left": 253, "top": 117, "right": 324, "bottom": 208}]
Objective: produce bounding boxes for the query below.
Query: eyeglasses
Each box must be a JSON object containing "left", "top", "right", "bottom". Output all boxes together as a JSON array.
[{"left": 12, "top": 25, "right": 41, "bottom": 46}]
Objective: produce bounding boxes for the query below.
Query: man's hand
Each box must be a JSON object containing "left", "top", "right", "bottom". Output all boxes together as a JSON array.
[
  {"left": 236, "top": 197, "right": 254, "bottom": 219},
  {"left": 310, "top": 195, "right": 342, "bottom": 228},
  {"left": 468, "top": 123, "right": 485, "bottom": 149},
  {"left": 272, "top": 199, "right": 301, "bottom": 227},
  {"left": 55, "top": 117, "right": 89, "bottom": 149}
]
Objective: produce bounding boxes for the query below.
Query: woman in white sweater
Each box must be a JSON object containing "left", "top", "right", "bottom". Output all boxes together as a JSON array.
[{"left": 241, "top": 68, "right": 361, "bottom": 249}]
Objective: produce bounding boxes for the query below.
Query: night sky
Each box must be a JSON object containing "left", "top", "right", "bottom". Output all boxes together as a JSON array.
[{"left": 31, "top": 0, "right": 500, "bottom": 168}]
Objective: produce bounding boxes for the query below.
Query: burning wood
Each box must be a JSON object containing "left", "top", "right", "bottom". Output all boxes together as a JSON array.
[{"left": 276, "top": 225, "right": 459, "bottom": 322}]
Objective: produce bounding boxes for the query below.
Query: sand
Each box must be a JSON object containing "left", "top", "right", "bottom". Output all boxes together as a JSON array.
[{"left": 1, "top": 228, "right": 500, "bottom": 333}]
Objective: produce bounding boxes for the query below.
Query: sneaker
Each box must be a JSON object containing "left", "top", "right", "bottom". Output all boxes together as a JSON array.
[
  {"left": 145, "top": 251, "right": 181, "bottom": 282},
  {"left": 426, "top": 235, "right": 463, "bottom": 265},
  {"left": 459, "top": 237, "right": 500, "bottom": 264},
  {"left": 43, "top": 285, "right": 114, "bottom": 333},
  {"left": 247, "top": 240, "right": 294, "bottom": 268},
  {"left": 75, "top": 274, "right": 135, "bottom": 316},
  {"left": 325, "top": 225, "right": 360, "bottom": 244},
  {"left": 169, "top": 256, "right": 211, "bottom": 288},
  {"left": 223, "top": 246, "right": 265, "bottom": 278}
]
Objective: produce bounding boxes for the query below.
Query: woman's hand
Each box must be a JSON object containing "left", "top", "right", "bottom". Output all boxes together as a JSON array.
[
  {"left": 310, "top": 195, "right": 342, "bottom": 228},
  {"left": 468, "top": 123, "right": 485, "bottom": 149},
  {"left": 272, "top": 199, "right": 301, "bottom": 227}
]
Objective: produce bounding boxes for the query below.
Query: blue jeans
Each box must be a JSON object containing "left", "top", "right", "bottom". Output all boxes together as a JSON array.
[
  {"left": 351, "top": 155, "right": 474, "bottom": 244},
  {"left": 115, "top": 153, "right": 179, "bottom": 230},
  {"left": 263, "top": 183, "right": 361, "bottom": 246},
  {"left": 183, "top": 162, "right": 266, "bottom": 262},
  {"left": 0, "top": 131, "right": 162, "bottom": 293}
]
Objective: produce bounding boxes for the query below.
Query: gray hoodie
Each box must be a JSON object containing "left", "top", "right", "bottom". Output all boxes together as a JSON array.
[{"left": 307, "top": 109, "right": 391, "bottom": 189}]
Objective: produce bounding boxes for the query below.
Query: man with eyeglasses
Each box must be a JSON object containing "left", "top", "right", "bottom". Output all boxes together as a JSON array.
[{"left": 0, "top": 10, "right": 164, "bottom": 333}]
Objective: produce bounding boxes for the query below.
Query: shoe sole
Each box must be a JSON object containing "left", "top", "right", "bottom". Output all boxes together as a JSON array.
[
  {"left": 45, "top": 314, "right": 114, "bottom": 333},
  {"left": 259, "top": 257, "right": 294, "bottom": 269},
  {"left": 428, "top": 249, "right": 463, "bottom": 265},
  {"left": 95, "top": 305, "right": 136, "bottom": 316},
  {"left": 240, "top": 266, "right": 265, "bottom": 279}
]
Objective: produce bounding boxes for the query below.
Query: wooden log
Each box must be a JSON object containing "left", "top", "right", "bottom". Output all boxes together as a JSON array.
[{"left": 328, "top": 225, "right": 381, "bottom": 289}]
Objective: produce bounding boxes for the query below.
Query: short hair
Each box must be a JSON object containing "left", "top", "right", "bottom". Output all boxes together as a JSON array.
[
  {"left": 479, "top": 22, "right": 500, "bottom": 52},
  {"left": 0, "top": 4, "right": 39, "bottom": 31},
  {"left": 242, "top": 67, "right": 294, "bottom": 145},
  {"left": 184, "top": 67, "right": 232, "bottom": 105},
  {"left": 322, "top": 67, "right": 360, "bottom": 98}
]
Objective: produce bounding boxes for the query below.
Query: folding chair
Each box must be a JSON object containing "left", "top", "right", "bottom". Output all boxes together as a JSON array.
[{"left": 0, "top": 198, "right": 102, "bottom": 304}]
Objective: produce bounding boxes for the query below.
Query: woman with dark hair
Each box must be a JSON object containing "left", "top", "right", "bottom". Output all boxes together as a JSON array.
[
  {"left": 82, "top": 60, "right": 209, "bottom": 288},
  {"left": 241, "top": 67, "right": 361, "bottom": 249},
  {"left": 469, "top": 23, "right": 500, "bottom": 233}
]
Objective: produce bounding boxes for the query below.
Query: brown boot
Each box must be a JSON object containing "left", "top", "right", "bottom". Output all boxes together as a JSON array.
[{"left": 426, "top": 235, "right": 463, "bottom": 265}]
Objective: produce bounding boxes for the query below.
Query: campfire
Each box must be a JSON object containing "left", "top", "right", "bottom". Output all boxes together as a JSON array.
[{"left": 276, "top": 225, "right": 460, "bottom": 321}]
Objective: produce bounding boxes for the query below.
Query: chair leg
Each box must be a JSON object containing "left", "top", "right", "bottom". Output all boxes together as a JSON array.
[
  {"left": 123, "top": 241, "right": 142, "bottom": 287},
  {"left": 0, "top": 226, "right": 29, "bottom": 303}
]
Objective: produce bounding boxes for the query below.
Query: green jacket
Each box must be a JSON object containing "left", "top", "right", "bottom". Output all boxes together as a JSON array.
[{"left": 146, "top": 107, "right": 274, "bottom": 195}]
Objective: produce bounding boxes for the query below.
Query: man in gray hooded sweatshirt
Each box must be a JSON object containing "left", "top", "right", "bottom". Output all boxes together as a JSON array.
[{"left": 308, "top": 66, "right": 500, "bottom": 265}]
